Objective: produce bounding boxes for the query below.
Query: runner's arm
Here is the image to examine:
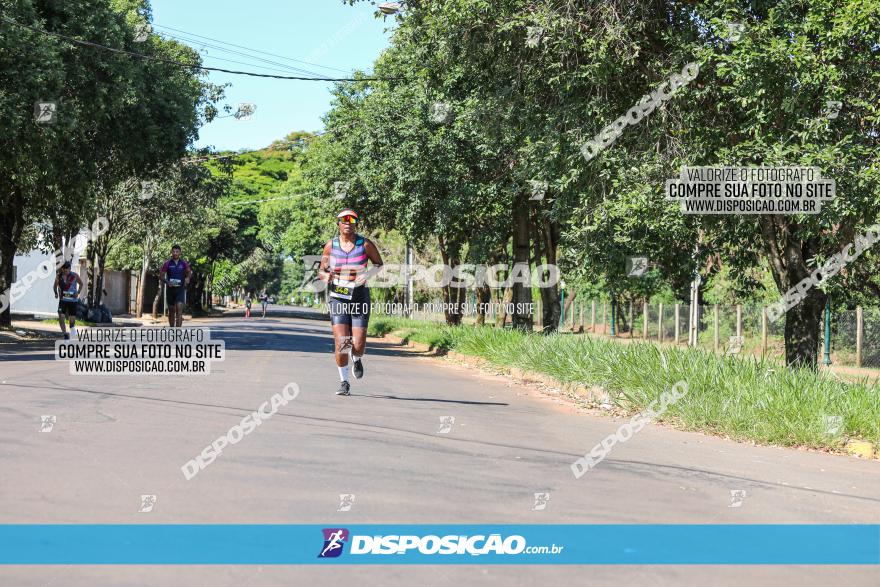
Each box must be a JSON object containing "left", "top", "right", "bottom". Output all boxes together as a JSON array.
[
  {"left": 53, "top": 275, "right": 59, "bottom": 298},
  {"left": 355, "top": 239, "right": 385, "bottom": 285},
  {"left": 318, "top": 241, "right": 333, "bottom": 282},
  {"left": 365, "top": 239, "right": 384, "bottom": 267},
  {"left": 74, "top": 274, "right": 84, "bottom": 297}
]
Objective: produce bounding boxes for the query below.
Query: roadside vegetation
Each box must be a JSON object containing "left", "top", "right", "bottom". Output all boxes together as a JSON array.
[{"left": 369, "top": 316, "right": 880, "bottom": 453}]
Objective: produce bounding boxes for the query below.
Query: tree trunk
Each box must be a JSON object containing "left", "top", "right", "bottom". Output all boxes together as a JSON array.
[
  {"left": 152, "top": 275, "right": 161, "bottom": 319},
  {"left": 757, "top": 216, "right": 827, "bottom": 369},
  {"left": 511, "top": 194, "right": 533, "bottom": 331},
  {"left": 205, "top": 263, "right": 214, "bottom": 309},
  {"left": 0, "top": 189, "right": 25, "bottom": 326},
  {"left": 0, "top": 241, "right": 16, "bottom": 328},
  {"left": 475, "top": 284, "right": 491, "bottom": 326},
  {"left": 537, "top": 211, "right": 560, "bottom": 333},
  {"left": 190, "top": 272, "right": 204, "bottom": 313},
  {"left": 784, "top": 288, "right": 825, "bottom": 369},
  {"left": 95, "top": 247, "right": 107, "bottom": 309},
  {"left": 438, "top": 236, "right": 463, "bottom": 326},
  {"left": 137, "top": 253, "right": 148, "bottom": 317}
]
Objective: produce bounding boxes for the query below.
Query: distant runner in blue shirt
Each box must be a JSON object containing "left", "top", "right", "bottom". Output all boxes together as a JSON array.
[{"left": 159, "top": 244, "right": 191, "bottom": 327}]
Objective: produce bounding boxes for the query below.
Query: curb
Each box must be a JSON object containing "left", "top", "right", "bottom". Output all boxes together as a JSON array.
[{"left": 377, "top": 332, "right": 879, "bottom": 461}]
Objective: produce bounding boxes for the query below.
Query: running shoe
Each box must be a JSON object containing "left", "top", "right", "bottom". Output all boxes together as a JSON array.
[
  {"left": 335, "top": 381, "right": 351, "bottom": 396},
  {"left": 352, "top": 358, "right": 364, "bottom": 379}
]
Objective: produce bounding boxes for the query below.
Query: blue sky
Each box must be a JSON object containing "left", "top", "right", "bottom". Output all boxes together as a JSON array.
[{"left": 150, "top": 0, "right": 394, "bottom": 151}]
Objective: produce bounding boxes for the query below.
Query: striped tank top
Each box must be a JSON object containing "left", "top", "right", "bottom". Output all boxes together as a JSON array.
[{"left": 329, "top": 234, "right": 368, "bottom": 285}]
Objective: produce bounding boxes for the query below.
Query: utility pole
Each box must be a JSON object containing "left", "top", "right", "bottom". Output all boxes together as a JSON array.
[
  {"left": 405, "top": 242, "right": 413, "bottom": 317},
  {"left": 689, "top": 238, "right": 701, "bottom": 347}
]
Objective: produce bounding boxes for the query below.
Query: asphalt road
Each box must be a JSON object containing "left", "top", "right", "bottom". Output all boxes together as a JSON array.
[{"left": 1, "top": 312, "right": 878, "bottom": 586}]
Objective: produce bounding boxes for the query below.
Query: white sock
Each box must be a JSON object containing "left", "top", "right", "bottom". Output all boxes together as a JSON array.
[
  {"left": 69, "top": 326, "right": 77, "bottom": 339},
  {"left": 338, "top": 366, "right": 349, "bottom": 382}
]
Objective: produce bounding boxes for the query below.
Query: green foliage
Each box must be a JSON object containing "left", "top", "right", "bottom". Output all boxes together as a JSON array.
[{"left": 369, "top": 317, "right": 880, "bottom": 449}]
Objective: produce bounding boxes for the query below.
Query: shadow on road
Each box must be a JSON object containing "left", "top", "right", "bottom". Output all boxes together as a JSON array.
[
  {"left": 356, "top": 393, "right": 508, "bottom": 406},
  {"left": 0, "top": 340, "right": 56, "bottom": 362},
  {"left": 0, "top": 316, "right": 425, "bottom": 360}
]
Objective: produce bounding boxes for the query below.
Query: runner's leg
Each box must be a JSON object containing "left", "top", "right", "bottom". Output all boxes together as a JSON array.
[
  {"left": 351, "top": 327, "right": 367, "bottom": 357},
  {"left": 330, "top": 298, "right": 354, "bottom": 394},
  {"left": 175, "top": 301, "right": 184, "bottom": 327},
  {"left": 58, "top": 310, "right": 67, "bottom": 335},
  {"left": 350, "top": 326, "right": 366, "bottom": 379},
  {"left": 333, "top": 323, "right": 352, "bottom": 395},
  {"left": 349, "top": 290, "right": 369, "bottom": 378},
  {"left": 333, "top": 323, "right": 352, "bottom": 369}
]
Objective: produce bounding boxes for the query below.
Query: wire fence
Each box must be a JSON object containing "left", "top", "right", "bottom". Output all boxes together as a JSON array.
[
  {"left": 375, "top": 295, "right": 880, "bottom": 370},
  {"left": 551, "top": 299, "right": 880, "bottom": 369}
]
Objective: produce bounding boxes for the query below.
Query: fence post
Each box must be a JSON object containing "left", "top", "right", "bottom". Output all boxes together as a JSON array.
[
  {"left": 674, "top": 303, "right": 680, "bottom": 344},
  {"left": 643, "top": 301, "right": 649, "bottom": 339},
  {"left": 823, "top": 299, "right": 832, "bottom": 366},
  {"left": 658, "top": 302, "right": 664, "bottom": 342},
  {"left": 570, "top": 297, "right": 576, "bottom": 330},
  {"left": 591, "top": 300, "right": 596, "bottom": 332},
  {"left": 579, "top": 303, "right": 584, "bottom": 333},
  {"left": 736, "top": 304, "right": 742, "bottom": 338},
  {"left": 628, "top": 301, "right": 634, "bottom": 339},
  {"left": 610, "top": 298, "right": 617, "bottom": 336},
  {"left": 714, "top": 304, "right": 719, "bottom": 353},
  {"left": 856, "top": 305, "right": 863, "bottom": 368},
  {"left": 602, "top": 301, "right": 607, "bottom": 335},
  {"left": 687, "top": 302, "right": 694, "bottom": 347},
  {"left": 761, "top": 306, "right": 768, "bottom": 358}
]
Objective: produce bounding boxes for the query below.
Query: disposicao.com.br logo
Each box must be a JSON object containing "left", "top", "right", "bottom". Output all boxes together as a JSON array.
[{"left": 318, "top": 529, "right": 564, "bottom": 558}]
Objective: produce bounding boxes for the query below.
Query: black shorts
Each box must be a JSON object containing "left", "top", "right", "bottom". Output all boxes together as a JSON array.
[
  {"left": 166, "top": 286, "right": 186, "bottom": 306},
  {"left": 58, "top": 300, "right": 77, "bottom": 318},
  {"left": 329, "top": 287, "right": 370, "bottom": 328}
]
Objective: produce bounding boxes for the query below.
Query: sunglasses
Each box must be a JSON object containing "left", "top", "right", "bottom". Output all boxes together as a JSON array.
[{"left": 338, "top": 215, "right": 359, "bottom": 225}]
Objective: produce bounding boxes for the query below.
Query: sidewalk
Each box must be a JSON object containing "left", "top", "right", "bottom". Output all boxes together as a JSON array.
[{"left": 4, "top": 313, "right": 170, "bottom": 342}]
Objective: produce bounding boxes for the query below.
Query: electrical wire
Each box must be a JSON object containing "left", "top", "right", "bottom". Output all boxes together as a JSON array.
[
  {"left": 152, "top": 23, "right": 355, "bottom": 76},
  {"left": 155, "top": 28, "right": 330, "bottom": 78},
  {"left": 0, "top": 16, "right": 403, "bottom": 82}
]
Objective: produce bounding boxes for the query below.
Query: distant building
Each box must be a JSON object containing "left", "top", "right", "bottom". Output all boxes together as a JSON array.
[
  {"left": 11, "top": 230, "right": 137, "bottom": 318},
  {"left": 11, "top": 231, "right": 90, "bottom": 317}
]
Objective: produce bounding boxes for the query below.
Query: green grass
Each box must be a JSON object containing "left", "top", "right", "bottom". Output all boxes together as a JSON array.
[{"left": 369, "top": 316, "right": 880, "bottom": 452}]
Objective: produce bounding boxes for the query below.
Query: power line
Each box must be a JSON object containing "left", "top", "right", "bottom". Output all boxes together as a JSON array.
[
  {"left": 152, "top": 23, "right": 355, "bottom": 76},
  {"left": 0, "top": 16, "right": 402, "bottom": 82},
  {"left": 155, "top": 28, "right": 330, "bottom": 78}
]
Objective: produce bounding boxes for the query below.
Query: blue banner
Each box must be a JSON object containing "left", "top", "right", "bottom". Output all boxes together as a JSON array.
[{"left": 0, "top": 525, "right": 877, "bottom": 564}]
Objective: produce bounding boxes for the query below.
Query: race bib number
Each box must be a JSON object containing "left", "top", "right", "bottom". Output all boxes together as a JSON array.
[
  {"left": 329, "top": 283, "right": 353, "bottom": 300},
  {"left": 168, "top": 278, "right": 182, "bottom": 287},
  {"left": 62, "top": 289, "right": 77, "bottom": 302}
]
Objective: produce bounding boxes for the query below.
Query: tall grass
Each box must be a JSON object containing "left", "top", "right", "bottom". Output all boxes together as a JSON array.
[{"left": 369, "top": 317, "right": 880, "bottom": 451}]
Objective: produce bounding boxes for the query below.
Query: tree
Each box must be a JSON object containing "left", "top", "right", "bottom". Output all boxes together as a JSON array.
[{"left": 0, "top": 0, "right": 221, "bottom": 324}]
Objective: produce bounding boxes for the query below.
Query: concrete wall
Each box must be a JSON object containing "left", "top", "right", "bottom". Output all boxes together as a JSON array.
[
  {"left": 11, "top": 231, "right": 136, "bottom": 317},
  {"left": 101, "top": 270, "right": 132, "bottom": 316},
  {"left": 10, "top": 233, "right": 89, "bottom": 316}
]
